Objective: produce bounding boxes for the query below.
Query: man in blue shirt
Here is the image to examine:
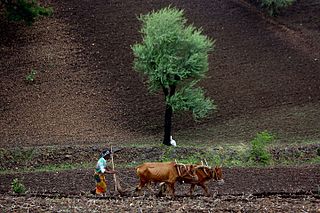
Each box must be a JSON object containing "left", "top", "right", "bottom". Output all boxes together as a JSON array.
[{"left": 91, "top": 149, "right": 116, "bottom": 195}]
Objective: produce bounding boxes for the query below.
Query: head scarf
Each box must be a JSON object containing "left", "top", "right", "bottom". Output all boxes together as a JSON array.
[{"left": 100, "top": 149, "right": 111, "bottom": 158}]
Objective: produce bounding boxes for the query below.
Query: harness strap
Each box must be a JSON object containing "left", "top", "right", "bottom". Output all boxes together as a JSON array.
[
  {"left": 203, "top": 168, "right": 209, "bottom": 176},
  {"left": 177, "top": 165, "right": 181, "bottom": 176}
]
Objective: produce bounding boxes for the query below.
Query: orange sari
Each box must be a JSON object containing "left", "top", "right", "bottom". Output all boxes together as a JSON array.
[{"left": 94, "top": 172, "right": 107, "bottom": 194}]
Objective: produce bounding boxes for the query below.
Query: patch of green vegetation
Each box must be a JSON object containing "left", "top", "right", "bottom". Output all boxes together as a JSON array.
[
  {"left": 1, "top": 132, "right": 319, "bottom": 175},
  {"left": 122, "top": 135, "right": 162, "bottom": 148},
  {"left": 273, "top": 138, "right": 320, "bottom": 147},
  {"left": 0, "top": 147, "right": 37, "bottom": 163},
  {"left": 159, "top": 144, "right": 249, "bottom": 167},
  {"left": 215, "top": 145, "right": 251, "bottom": 168},
  {"left": 248, "top": 131, "right": 274, "bottom": 166},
  {"left": 268, "top": 152, "right": 320, "bottom": 167},
  {"left": 3, "top": 0, "right": 53, "bottom": 25},
  {"left": 11, "top": 178, "right": 26, "bottom": 194},
  {"left": 0, "top": 162, "right": 92, "bottom": 175},
  {"left": 160, "top": 145, "right": 176, "bottom": 162},
  {"left": 25, "top": 68, "right": 37, "bottom": 83},
  {"left": 14, "top": 148, "right": 36, "bottom": 161},
  {"left": 37, "top": 163, "right": 75, "bottom": 172},
  {"left": 260, "top": 0, "right": 296, "bottom": 16},
  {"left": 177, "top": 153, "right": 204, "bottom": 165},
  {"left": 151, "top": 133, "right": 320, "bottom": 168},
  {"left": 306, "top": 156, "right": 320, "bottom": 165}
]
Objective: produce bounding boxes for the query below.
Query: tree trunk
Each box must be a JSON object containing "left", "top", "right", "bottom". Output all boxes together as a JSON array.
[
  {"left": 162, "top": 85, "right": 176, "bottom": 146},
  {"left": 163, "top": 103, "right": 173, "bottom": 146}
]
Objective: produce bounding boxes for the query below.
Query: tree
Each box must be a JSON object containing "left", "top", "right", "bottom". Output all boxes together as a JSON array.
[
  {"left": 259, "top": 0, "right": 296, "bottom": 16},
  {"left": 132, "top": 7, "right": 216, "bottom": 146},
  {"left": 1, "top": 0, "right": 52, "bottom": 25}
]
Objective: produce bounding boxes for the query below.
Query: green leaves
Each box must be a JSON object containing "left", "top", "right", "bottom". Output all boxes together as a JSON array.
[
  {"left": 249, "top": 131, "right": 275, "bottom": 165},
  {"left": 11, "top": 178, "right": 26, "bottom": 194},
  {"left": 25, "top": 68, "right": 37, "bottom": 83},
  {"left": 132, "top": 6, "right": 214, "bottom": 91},
  {"left": 167, "top": 82, "right": 216, "bottom": 119},
  {"left": 132, "top": 6, "right": 216, "bottom": 126},
  {"left": 260, "top": 0, "right": 296, "bottom": 16},
  {"left": 2, "top": 0, "right": 53, "bottom": 25}
]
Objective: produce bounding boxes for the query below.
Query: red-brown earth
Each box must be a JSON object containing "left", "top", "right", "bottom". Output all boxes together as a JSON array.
[{"left": 0, "top": 0, "right": 320, "bottom": 212}]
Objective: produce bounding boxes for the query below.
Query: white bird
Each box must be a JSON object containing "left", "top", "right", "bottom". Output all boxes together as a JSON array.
[{"left": 170, "top": 136, "right": 176, "bottom": 147}]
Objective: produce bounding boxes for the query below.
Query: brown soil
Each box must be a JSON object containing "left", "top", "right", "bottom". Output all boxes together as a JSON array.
[
  {"left": 0, "top": 147, "right": 319, "bottom": 212},
  {"left": 0, "top": 0, "right": 320, "bottom": 212},
  {"left": 0, "top": 164, "right": 319, "bottom": 212}
]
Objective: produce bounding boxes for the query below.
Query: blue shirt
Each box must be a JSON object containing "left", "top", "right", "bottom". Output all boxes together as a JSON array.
[{"left": 95, "top": 157, "right": 107, "bottom": 173}]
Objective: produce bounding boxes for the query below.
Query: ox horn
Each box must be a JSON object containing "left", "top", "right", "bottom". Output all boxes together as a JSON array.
[{"left": 204, "top": 159, "right": 209, "bottom": 167}]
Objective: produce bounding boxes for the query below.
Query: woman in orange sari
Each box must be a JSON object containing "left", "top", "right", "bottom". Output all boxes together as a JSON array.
[{"left": 92, "top": 149, "right": 116, "bottom": 195}]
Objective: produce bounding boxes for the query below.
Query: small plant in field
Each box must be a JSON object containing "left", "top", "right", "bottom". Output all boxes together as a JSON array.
[
  {"left": 260, "top": 0, "right": 296, "bottom": 16},
  {"left": 11, "top": 148, "right": 35, "bottom": 162},
  {"left": 11, "top": 178, "right": 26, "bottom": 194},
  {"left": 25, "top": 69, "right": 37, "bottom": 83},
  {"left": 223, "top": 147, "right": 250, "bottom": 167},
  {"left": 161, "top": 145, "right": 176, "bottom": 162},
  {"left": 178, "top": 153, "right": 203, "bottom": 165},
  {"left": 249, "top": 131, "right": 274, "bottom": 165}
]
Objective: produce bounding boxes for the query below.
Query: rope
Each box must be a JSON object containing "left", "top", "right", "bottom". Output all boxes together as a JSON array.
[
  {"left": 110, "top": 173, "right": 137, "bottom": 192},
  {"left": 116, "top": 171, "right": 138, "bottom": 182}
]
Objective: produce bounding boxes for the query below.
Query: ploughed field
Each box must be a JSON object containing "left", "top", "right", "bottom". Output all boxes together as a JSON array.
[
  {"left": 1, "top": 0, "right": 320, "bottom": 212},
  {"left": 0, "top": 165, "right": 319, "bottom": 212},
  {"left": 0, "top": 147, "right": 319, "bottom": 212}
]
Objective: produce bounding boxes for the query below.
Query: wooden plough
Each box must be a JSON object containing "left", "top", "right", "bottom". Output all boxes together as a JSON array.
[{"left": 110, "top": 146, "right": 127, "bottom": 196}]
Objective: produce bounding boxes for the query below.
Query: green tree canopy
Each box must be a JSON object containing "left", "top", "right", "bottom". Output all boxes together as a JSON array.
[
  {"left": 132, "top": 7, "right": 216, "bottom": 145},
  {"left": 260, "top": 0, "right": 296, "bottom": 16},
  {"left": 1, "top": 0, "right": 52, "bottom": 25}
]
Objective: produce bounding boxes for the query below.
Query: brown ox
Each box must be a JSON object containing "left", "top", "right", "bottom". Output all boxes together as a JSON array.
[
  {"left": 160, "top": 165, "right": 224, "bottom": 196},
  {"left": 135, "top": 162, "right": 198, "bottom": 196}
]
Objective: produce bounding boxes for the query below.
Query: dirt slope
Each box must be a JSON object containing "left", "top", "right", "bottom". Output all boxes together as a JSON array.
[{"left": 0, "top": 0, "right": 320, "bottom": 147}]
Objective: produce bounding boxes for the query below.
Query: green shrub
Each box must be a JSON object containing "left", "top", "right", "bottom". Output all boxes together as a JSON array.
[
  {"left": 249, "top": 131, "right": 274, "bottom": 165},
  {"left": 2, "top": 0, "right": 53, "bottom": 25},
  {"left": 11, "top": 178, "right": 26, "bottom": 194},
  {"left": 160, "top": 145, "right": 176, "bottom": 162},
  {"left": 260, "top": 0, "right": 296, "bottom": 16},
  {"left": 25, "top": 69, "right": 37, "bottom": 83}
]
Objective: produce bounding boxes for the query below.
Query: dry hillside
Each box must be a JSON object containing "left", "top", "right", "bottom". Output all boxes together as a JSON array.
[{"left": 0, "top": 0, "right": 320, "bottom": 147}]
